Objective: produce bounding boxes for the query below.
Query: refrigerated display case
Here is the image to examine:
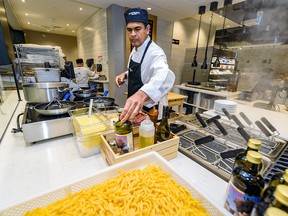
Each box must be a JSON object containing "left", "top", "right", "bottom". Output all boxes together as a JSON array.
[{"left": 209, "top": 48, "right": 238, "bottom": 91}]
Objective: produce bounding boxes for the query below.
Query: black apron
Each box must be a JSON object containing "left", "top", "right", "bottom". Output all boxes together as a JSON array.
[{"left": 127, "top": 40, "right": 152, "bottom": 98}]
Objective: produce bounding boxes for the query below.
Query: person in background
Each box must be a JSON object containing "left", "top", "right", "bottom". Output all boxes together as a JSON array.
[
  {"left": 74, "top": 58, "right": 98, "bottom": 89},
  {"left": 115, "top": 7, "right": 175, "bottom": 123}
]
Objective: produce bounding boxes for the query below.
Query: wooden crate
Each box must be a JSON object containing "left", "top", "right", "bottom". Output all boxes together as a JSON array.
[{"left": 100, "top": 127, "right": 179, "bottom": 165}]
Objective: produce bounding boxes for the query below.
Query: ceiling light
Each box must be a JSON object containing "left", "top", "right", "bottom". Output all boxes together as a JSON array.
[
  {"left": 22, "top": 0, "right": 25, "bottom": 2},
  {"left": 27, "top": 22, "right": 30, "bottom": 24},
  {"left": 66, "top": 24, "right": 69, "bottom": 26},
  {"left": 72, "top": 30, "right": 75, "bottom": 33},
  {"left": 79, "top": 7, "right": 83, "bottom": 11},
  {"left": 147, "top": 8, "right": 151, "bottom": 11},
  {"left": 46, "top": 29, "right": 50, "bottom": 32},
  {"left": 25, "top": 13, "right": 28, "bottom": 16}
]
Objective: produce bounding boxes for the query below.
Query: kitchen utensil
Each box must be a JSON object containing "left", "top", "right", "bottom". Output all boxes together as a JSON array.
[
  {"left": 213, "top": 119, "right": 228, "bottom": 136},
  {"left": 34, "top": 100, "right": 76, "bottom": 116},
  {"left": 260, "top": 117, "right": 280, "bottom": 136},
  {"left": 83, "top": 97, "right": 115, "bottom": 108},
  {"left": 33, "top": 68, "right": 60, "bottom": 82},
  {"left": 195, "top": 112, "right": 207, "bottom": 128},
  {"left": 255, "top": 120, "right": 272, "bottom": 138},
  {"left": 231, "top": 115, "right": 245, "bottom": 128},
  {"left": 194, "top": 135, "right": 214, "bottom": 145},
  {"left": 206, "top": 115, "right": 221, "bottom": 124},
  {"left": 239, "top": 112, "right": 253, "bottom": 127},
  {"left": 222, "top": 108, "right": 232, "bottom": 120},
  {"left": 22, "top": 82, "right": 69, "bottom": 103},
  {"left": 220, "top": 148, "right": 245, "bottom": 159},
  {"left": 73, "top": 89, "right": 98, "bottom": 98},
  {"left": 170, "top": 123, "right": 187, "bottom": 134},
  {"left": 237, "top": 127, "right": 250, "bottom": 142}
]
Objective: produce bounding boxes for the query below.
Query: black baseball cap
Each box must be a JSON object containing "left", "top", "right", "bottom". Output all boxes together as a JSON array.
[{"left": 124, "top": 8, "right": 148, "bottom": 25}]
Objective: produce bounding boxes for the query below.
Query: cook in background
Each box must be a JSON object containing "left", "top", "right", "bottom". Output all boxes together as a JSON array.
[
  {"left": 74, "top": 58, "right": 99, "bottom": 89},
  {"left": 115, "top": 7, "right": 175, "bottom": 123}
]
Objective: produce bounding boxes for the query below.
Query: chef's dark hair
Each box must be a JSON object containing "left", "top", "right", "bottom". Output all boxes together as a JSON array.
[{"left": 76, "top": 58, "right": 84, "bottom": 64}]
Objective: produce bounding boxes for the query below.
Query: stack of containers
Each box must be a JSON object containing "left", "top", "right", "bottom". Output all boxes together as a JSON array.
[{"left": 69, "top": 108, "right": 114, "bottom": 157}]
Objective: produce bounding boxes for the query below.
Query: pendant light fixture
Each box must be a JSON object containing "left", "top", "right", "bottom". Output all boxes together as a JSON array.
[
  {"left": 213, "top": 0, "right": 232, "bottom": 67},
  {"left": 201, "top": 1, "right": 218, "bottom": 70},
  {"left": 191, "top": 6, "right": 206, "bottom": 68}
]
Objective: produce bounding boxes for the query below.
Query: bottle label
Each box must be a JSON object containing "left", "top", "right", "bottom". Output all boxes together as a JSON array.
[
  {"left": 115, "top": 132, "right": 134, "bottom": 152},
  {"left": 224, "top": 181, "right": 261, "bottom": 215}
]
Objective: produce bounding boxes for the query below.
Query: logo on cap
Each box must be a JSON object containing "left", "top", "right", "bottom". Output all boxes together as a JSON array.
[{"left": 129, "top": 11, "right": 140, "bottom": 16}]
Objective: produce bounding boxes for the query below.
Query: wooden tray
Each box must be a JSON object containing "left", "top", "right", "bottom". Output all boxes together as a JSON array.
[{"left": 101, "top": 127, "right": 179, "bottom": 165}]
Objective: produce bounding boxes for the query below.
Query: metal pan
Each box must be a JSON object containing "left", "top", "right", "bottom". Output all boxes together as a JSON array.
[
  {"left": 83, "top": 97, "right": 115, "bottom": 108},
  {"left": 72, "top": 89, "right": 98, "bottom": 98},
  {"left": 34, "top": 101, "right": 76, "bottom": 115}
]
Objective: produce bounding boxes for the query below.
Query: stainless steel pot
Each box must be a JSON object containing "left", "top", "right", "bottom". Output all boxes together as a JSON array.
[{"left": 23, "top": 82, "right": 69, "bottom": 103}]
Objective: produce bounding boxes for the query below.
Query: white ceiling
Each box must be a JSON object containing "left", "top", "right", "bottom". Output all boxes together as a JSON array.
[{"left": 7, "top": 0, "right": 245, "bottom": 36}]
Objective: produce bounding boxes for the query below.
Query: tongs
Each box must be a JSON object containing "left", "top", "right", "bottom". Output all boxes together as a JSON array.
[{"left": 44, "top": 98, "right": 63, "bottom": 110}]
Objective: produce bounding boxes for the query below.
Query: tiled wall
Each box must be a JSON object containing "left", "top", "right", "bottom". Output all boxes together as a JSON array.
[
  {"left": 170, "top": 17, "right": 216, "bottom": 85},
  {"left": 77, "top": 9, "right": 108, "bottom": 79}
]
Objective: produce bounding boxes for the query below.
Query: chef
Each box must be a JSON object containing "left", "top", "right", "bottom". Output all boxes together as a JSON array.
[{"left": 115, "top": 7, "right": 175, "bottom": 123}]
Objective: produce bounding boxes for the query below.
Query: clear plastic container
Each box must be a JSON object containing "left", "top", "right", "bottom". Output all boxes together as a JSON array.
[
  {"left": 68, "top": 108, "right": 114, "bottom": 157},
  {"left": 139, "top": 118, "right": 155, "bottom": 148}
]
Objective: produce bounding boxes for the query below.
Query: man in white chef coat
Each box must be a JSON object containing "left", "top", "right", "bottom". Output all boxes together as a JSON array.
[
  {"left": 115, "top": 7, "right": 175, "bottom": 123},
  {"left": 74, "top": 58, "right": 98, "bottom": 89}
]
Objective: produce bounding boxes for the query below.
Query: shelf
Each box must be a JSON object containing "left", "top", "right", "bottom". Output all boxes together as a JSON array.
[{"left": 198, "top": 106, "right": 209, "bottom": 111}]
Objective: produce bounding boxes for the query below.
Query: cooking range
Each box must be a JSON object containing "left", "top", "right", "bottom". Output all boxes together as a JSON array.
[{"left": 172, "top": 114, "right": 287, "bottom": 182}]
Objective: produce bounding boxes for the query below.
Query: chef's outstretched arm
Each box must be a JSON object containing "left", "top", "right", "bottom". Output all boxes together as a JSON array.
[{"left": 120, "top": 90, "right": 149, "bottom": 123}]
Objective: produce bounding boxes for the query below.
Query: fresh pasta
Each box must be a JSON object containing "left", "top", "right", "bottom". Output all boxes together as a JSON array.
[{"left": 24, "top": 165, "right": 210, "bottom": 216}]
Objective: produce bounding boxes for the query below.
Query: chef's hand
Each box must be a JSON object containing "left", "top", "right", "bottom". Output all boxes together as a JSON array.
[
  {"left": 115, "top": 73, "right": 126, "bottom": 88},
  {"left": 120, "top": 90, "right": 149, "bottom": 123}
]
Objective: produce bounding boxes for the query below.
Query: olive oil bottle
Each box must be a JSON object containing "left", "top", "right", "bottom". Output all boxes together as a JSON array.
[
  {"left": 224, "top": 151, "right": 265, "bottom": 215},
  {"left": 156, "top": 106, "right": 170, "bottom": 142},
  {"left": 234, "top": 139, "right": 262, "bottom": 171},
  {"left": 114, "top": 119, "right": 134, "bottom": 152},
  {"left": 269, "top": 184, "right": 288, "bottom": 213}
]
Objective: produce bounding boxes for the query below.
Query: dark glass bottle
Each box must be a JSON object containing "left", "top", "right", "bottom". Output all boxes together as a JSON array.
[
  {"left": 234, "top": 139, "right": 262, "bottom": 171},
  {"left": 262, "top": 169, "right": 288, "bottom": 205},
  {"left": 251, "top": 169, "right": 288, "bottom": 216},
  {"left": 156, "top": 106, "right": 170, "bottom": 142},
  {"left": 270, "top": 184, "right": 288, "bottom": 213},
  {"left": 225, "top": 151, "right": 265, "bottom": 215},
  {"left": 114, "top": 119, "right": 134, "bottom": 152}
]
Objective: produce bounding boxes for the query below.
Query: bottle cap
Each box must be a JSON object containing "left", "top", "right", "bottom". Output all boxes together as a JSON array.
[
  {"left": 247, "top": 139, "right": 262, "bottom": 150},
  {"left": 274, "top": 185, "right": 288, "bottom": 207},
  {"left": 246, "top": 151, "right": 262, "bottom": 164},
  {"left": 265, "top": 207, "right": 287, "bottom": 216},
  {"left": 140, "top": 117, "right": 154, "bottom": 130},
  {"left": 283, "top": 169, "right": 288, "bottom": 184}
]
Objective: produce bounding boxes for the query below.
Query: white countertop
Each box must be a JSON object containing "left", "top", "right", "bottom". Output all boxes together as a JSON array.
[{"left": 0, "top": 93, "right": 230, "bottom": 215}]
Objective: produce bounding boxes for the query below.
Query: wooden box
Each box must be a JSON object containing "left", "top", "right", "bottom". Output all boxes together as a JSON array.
[{"left": 100, "top": 127, "right": 179, "bottom": 165}]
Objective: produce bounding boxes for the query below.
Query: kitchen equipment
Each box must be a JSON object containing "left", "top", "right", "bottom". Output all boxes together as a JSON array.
[
  {"left": 34, "top": 99, "right": 76, "bottom": 116},
  {"left": 83, "top": 97, "right": 115, "bottom": 108},
  {"left": 72, "top": 89, "right": 98, "bottom": 98},
  {"left": 20, "top": 103, "right": 74, "bottom": 144},
  {"left": 214, "top": 100, "right": 237, "bottom": 115},
  {"left": 33, "top": 68, "right": 61, "bottom": 82},
  {"left": 23, "top": 82, "right": 69, "bottom": 103}
]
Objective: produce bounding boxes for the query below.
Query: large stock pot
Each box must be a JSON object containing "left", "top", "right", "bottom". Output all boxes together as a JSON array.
[{"left": 22, "top": 82, "right": 69, "bottom": 103}]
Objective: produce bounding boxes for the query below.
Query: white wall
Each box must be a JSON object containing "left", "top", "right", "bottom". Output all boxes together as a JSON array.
[
  {"left": 170, "top": 17, "right": 216, "bottom": 85},
  {"left": 77, "top": 9, "right": 108, "bottom": 78}
]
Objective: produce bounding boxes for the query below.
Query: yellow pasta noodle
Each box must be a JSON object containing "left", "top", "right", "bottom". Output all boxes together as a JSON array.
[{"left": 24, "top": 165, "right": 210, "bottom": 216}]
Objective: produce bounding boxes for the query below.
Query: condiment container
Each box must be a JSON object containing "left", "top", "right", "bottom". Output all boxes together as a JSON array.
[{"left": 139, "top": 118, "right": 155, "bottom": 148}]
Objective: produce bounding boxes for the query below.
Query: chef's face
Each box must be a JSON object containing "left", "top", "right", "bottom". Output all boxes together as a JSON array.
[{"left": 126, "top": 22, "right": 150, "bottom": 49}]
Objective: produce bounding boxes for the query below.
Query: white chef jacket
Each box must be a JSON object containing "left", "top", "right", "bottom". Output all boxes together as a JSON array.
[
  {"left": 126, "top": 36, "right": 175, "bottom": 108},
  {"left": 74, "top": 66, "right": 95, "bottom": 88}
]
